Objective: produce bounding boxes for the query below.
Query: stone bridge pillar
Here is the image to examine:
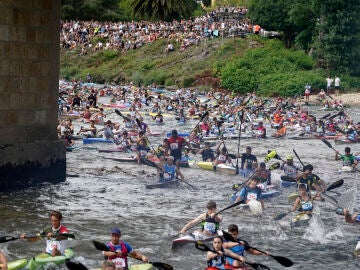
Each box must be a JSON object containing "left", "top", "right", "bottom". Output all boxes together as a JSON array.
[{"left": 0, "top": 0, "right": 65, "bottom": 191}]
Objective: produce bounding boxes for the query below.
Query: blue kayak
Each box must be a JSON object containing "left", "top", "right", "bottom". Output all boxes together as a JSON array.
[{"left": 83, "top": 138, "right": 114, "bottom": 144}]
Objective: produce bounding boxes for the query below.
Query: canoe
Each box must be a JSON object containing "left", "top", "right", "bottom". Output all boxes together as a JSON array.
[
  {"left": 172, "top": 231, "right": 216, "bottom": 249},
  {"left": 146, "top": 179, "right": 179, "bottom": 189},
  {"left": 8, "top": 258, "right": 27, "bottom": 270},
  {"left": 7, "top": 248, "right": 75, "bottom": 270},
  {"left": 83, "top": 137, "right": 114, "bottom": 144},
  {"left": 290, "top": 213, "right": 312, "bottom": 228},
  {"left": 354, "top": 237, "right": 360, "bottom": 257}
]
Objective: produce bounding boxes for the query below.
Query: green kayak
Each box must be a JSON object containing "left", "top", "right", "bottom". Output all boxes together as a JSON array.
[
  {"left": 93, "top": 264, "right": 153, "bottom": 270},
  {"left": 8, "top": 258, "right": 27, "bottom": 270},
  {"left": 26, "top": 248, "right": 74, "bottom": 269},
  {"left": 8, "top": 248, "right": 74, "bottom": 270}
]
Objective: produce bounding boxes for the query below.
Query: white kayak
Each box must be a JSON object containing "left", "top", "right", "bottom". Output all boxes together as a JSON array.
[
  {"left": 355, "top": 237, "right": 360, "bottom": 257},
  {"left": 172, "top": 231, "right": 216, "bottom": 249}
]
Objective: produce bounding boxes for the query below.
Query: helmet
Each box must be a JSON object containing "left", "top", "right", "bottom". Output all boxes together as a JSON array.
[{"left": 287, "top": 155, "right": 293, "bottom": 160}]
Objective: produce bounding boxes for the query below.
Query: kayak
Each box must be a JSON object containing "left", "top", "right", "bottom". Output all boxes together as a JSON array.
[
  {"left": 8, "top": 248, "right": 74, "bottom": 270},
  {"left": 354, "top": 236, "right": 360, "bottom": 257},
  {"left": 8, "top": 258, "right": 27, "bottom": 270},
  {"left": 172, "top": 231, "right": 216, "bottom": 249},
  {"left": 205, "top": 264, "right": 251, "bottom": 270},
  {"left": 83, "top": 137, "right": 114, "bottom": 144},
  {"left": 339, "top": 166, "right": 355, "bottom": 173},
  {"left": 98, "top": 146, "right": 136, "bottom": 153},
  {"left": 196, "top": 162, "right": 236, "bottom": 174},
  {"left": 290, "top": 213, "right": 312, "bottom": 228},
  {"left": 102, "top": 156, "right": 161, "bottom": 164},
  {"left": 93, "top": 264, "right": 153, "bottom": 270},
  {"left": 233, "top": 200, "right": 263, "bottom": 215},
  {"left": 335, "top": 138, "right": 360, "bottom": 145},
  {"left": 146, "top": 179, "right": 179, "bottom": 189}
]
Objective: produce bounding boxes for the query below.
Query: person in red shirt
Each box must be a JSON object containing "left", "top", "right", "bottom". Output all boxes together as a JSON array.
[{"left": 166, "top": 129, "right": 190, "bottom": 164}]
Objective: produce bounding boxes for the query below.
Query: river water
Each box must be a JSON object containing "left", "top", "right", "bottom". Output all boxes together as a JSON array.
[{"left": 1, "top": 100, "right": 360, "bottom": 270}]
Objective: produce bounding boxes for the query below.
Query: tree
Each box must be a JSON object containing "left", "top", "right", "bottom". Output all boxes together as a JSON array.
[
  {"left": 131, "top": 0, "right": 197, "bottom": 21},
  {"left": 312, "top": 0, "right": 360, "bottom": 74}
]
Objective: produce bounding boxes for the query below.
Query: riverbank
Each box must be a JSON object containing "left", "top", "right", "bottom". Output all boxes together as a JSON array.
[{"left": 309, "top": 92, "right": 360, "bottom": 106}]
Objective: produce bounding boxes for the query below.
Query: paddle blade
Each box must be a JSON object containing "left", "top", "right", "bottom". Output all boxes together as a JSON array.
[
  {"left": 151, "top": 262, "right": 174, "bottom": 270},
  {"left": 200, "top": 111, "right": 209, "bottom": 121},
  {"left": 195, "top": 241, "right": 211, "bottom": 252},
  {"left": 135, "top": 118, "right": 142, "bottom": 129},
  {"left": 0, "top": 235, "right": 19, "bottom": 243},
  {"left": 65, "top": 259, "right": 88, "bottom": 270},
  {"left": 280, "top": 176, "right": 296, "bottom": 182},
  {"left": 320, "top": 113, "right": 331, "bottom": 119},
  {"left": 271, "top": 255, "right": 293, "bottom": 267},
  {"left": 92, "top": 240, "right": 110, "bottom": 252},
  {"left": 326, "top": 179, "right": 344, "bottom": 191},
  {"left": 321, "top": 138, "right": 334, "bottom": 149},
  {"left": 265, "top": 150, "right": 277, "bottom": 162},
  {"left": 269, "top": 162, "right": 280, "bottom": 170},
  {"left": 221, "top": 230, "right": 236, "bottom": 242}
]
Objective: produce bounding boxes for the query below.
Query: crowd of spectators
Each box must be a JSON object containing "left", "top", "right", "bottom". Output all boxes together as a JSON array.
[{"left": 60, "top": 6, "right": 254, "bottom": 56}]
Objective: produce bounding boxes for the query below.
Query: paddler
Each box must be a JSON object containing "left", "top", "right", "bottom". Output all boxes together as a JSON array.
[
  {"left": 0, "top": 251, "right": 7, "bottom": 270},
  {"left": 296, "top": 164, "right": 326, "bottom": 194},
  {"left": 223, "top": 224, "right": 269, "bottom": 268},
  {"left": 240, "top": 146, "right": 258, "bottom": 178},
  {"left": 102, "top": 228, "right": 148, "bottom": 270},
  {"left": 207, "top": 236, "right": 245, "bottom": 269},
  {"left": 335, "top": 147, "right": 358, "bottom": 171},
  {"left": 158, "top": 155, "right": 184, "bottom": 182},
  {"left": 234, "top": 177, "right": 264, "bottom": 209},
  {"left": 180, "top": 200, "right": 222, "bottom": 236},
  {"left": 166, "top": 129, "right": 191, "bottom": 165},
  {"left": 281, "top": 155, "right": 301, "bottom": 179},
  {"left": 290, "top": 183, "right": 320, "bottom": 215},
  {"left": 21, "top": 210, "right": 71, "bottom": 256}
]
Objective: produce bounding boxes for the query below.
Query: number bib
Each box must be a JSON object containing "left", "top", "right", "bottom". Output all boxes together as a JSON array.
[{"left": 112, "top": 257, "right": 126, "bottom": 268}]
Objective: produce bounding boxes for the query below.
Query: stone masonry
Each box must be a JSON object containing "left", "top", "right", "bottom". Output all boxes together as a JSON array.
[{"left": 0, "top": 0, "right": 65, "bottom": 191}]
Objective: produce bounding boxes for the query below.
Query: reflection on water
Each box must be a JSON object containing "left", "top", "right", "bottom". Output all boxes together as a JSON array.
[{"left": 1, "top": 105, "right": 360, "bottom": 269}]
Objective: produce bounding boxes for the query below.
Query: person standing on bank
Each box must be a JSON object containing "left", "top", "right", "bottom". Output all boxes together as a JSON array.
[{"left": 334, "top": 75, "right": 340, "bottom": 96}]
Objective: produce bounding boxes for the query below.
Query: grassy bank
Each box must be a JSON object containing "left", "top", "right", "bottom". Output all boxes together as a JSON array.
[{"left": 60, "top": 36, "right": 360, "bottom": 96}]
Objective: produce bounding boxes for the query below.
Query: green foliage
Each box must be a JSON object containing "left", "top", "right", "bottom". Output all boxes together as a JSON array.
[
  {"left": 60, "top": 37, "right": 359, "bottom": 96},
  {"left": 61, "top": 0, "right": 124, "bottom": 21},
  {"left": 219, "top": 38, "right": 325, "bottom": 96},
  {"left": 131, "top": 0, "right": 197, "bottom": 21}
]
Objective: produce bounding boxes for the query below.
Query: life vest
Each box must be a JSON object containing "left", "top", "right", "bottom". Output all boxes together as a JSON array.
[
  {"left": 106, "top": 241, "right": 129, "bottom": 269},
  {"left": 201, "top": 213, "right": 220, "bottom": 234}
]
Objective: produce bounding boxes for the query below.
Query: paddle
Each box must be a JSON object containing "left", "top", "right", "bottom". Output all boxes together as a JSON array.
[
  {"left": 221, "top": 230, "right": 293, "bottom": 267},
  {"left": 235, "top": 110, "right": 245, "bottom": 174},
  {"left": 92, "top": 240, "right": 173, "bottom": 270},
  {"left": 273, "top": 210, "right": 292, "bottom": 221},
  {"left": 135, "top": 118, "right": 156, "bottom": 153},
  {"left": 194, "top": 241, "right": 270, "bottom": 270},
  {"left": 321, "top": 138, "right": 337, "bottom": 152},
  {"left": 114, "top": 109, "right": 131, "bottom": 122},
  {"left": 280, "top": 175, "right": 296, "bottom": 182},
  {"left": 192, "top": 111, "right": 209, "bottom": 131},
  {"left": 292, "top": 149, "right": 305, "bottom": 168},
  {"left": 65, "top": 259, "right": 88, "bottom": 270},
  {"left": 183, "top": 201, "right": 244, "bottom": 234},
  {"left": 141, "top": 158, "right": 197, "bottom": 189},
  {"left": 320, "top": 113, "right": 331, "bottom": 119},
  {"left": 0, "top": 233, "right": 75, "bottom": 243}
]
